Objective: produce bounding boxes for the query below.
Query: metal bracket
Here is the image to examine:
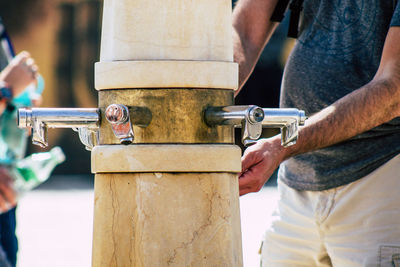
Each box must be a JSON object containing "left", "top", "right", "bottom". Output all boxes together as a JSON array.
[
  {"left": 241, "top": 106, "right": 264, "bottom": 146},
  {"left": 262, "top": 108, "right": 306, "bottom": 146},
  {"left": 105, "top": 104, "right": 134, "bottom": 145},
  {"left": 73, "top": 127, "right": 99, "bottom": 151}
]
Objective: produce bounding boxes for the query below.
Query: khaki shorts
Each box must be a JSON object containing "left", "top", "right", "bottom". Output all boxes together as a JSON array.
[{"left": 261, "top": 154, "right": 400, "bottom": 267}]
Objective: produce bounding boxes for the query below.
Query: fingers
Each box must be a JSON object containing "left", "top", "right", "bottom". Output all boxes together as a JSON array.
[
  {"left": 241, "top": 147, "right": 259, "bottom": 174},
  {"left": 12, "top": 51, "right": 31, "bottom": 68},
  {"left": 1, "top": 51, "right": 40, "bottom": 96},
  {"left": 239, "top": 143, "right": 265, "bottom": 195},
  {"left": 20, "top": 53, "right": 39, "bottom": 78},
  {"left": 239, "top": 162, "right": 267, "bottom": 196},
  {"left": 238, "top": 138, "right": 284, "bottom": 196},
  {"left": 12, "top": 51, "right": 39, "bottom": 77},
  {"left": 31, "top": 95, "right": 43, "bottom": 107},
  {"left": 13, "top": 51, "right": 30, "bottom": 62},
  {"left": 31, "top": 64, "right": 39, "bottom": 77}
]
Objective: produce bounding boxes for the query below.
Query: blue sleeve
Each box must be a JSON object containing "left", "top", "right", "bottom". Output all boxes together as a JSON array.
[{"left": 390, "top": 1, "right": 400, "bottom": 26}]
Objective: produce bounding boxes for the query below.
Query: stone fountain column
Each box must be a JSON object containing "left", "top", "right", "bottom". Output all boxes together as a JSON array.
[{"left": 91, "top": 1, "right": 242, "bottom": 266}]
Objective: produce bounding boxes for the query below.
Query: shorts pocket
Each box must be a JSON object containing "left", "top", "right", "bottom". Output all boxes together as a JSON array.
[{"left": 379, "top": 246, "right": 400, "bottom": 267}]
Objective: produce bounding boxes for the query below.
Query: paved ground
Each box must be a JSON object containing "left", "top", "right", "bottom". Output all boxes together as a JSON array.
[{"left": 15, "top": 175, "right": 278, "bottom": 267}]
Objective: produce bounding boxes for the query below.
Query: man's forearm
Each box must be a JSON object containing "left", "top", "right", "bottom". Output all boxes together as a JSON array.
[
  {"left": 232, "top": 0, "right": 280, "bottom": 93},
  {"left": 281, "top": 26, "right": 400, "bottom": 159},
  {"left": 282, "top": 76, "right": 400, "bottom": 160}
]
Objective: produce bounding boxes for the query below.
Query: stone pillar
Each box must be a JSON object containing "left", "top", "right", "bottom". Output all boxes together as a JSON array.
[{"left": 91, "top": 0, "right": 242, "bottom": 266}]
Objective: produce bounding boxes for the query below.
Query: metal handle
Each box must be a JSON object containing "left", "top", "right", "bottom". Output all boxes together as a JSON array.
[
  {"left": 205, "top": 105, "right": 264, "bottom": 146},
  {"left": 105, "top": 104, "right": 134, "bottom": 145}
]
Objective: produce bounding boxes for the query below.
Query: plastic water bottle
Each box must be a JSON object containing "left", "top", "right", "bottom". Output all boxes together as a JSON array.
[{"left": 12, "top": 146, "right": 66, "bottom": 192}]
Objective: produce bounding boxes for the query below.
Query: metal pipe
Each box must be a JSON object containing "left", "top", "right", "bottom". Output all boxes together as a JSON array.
[
  {"left": 18, "top": 108, "right": 100, "bottom": 129},
  {"left": 205, "top": 105, "right": 264, "bottom": 126},
  {"left": 18, "top": 108, "right": 100, "bottom": 148},
  {"left": 262, "top": 108, "right": 306, "bottom": 127},
  {"left": 262, "top": 108, "right": 307, "bottom": 146}
]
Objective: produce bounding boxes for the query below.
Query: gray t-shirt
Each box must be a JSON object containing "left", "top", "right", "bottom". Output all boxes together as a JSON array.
[{"left": 279, "top": 0, "right": 400, "bottom": 191}]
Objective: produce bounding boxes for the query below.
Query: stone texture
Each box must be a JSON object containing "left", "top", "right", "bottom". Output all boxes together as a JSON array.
[
  {"left": 92, "top": 172, "right": 243, "bottom": 267},
  {"left": 92, "top": 0, "right": 243, "bottom": 266},
  {"left": 91, "top": 144, "right": 242, "bottom": 173},
  {"left": 95, "top": 61, "right": 238, "bottom": 90},
  {"left": 100, "top": 0, "right": 233, "bottom": 62}
]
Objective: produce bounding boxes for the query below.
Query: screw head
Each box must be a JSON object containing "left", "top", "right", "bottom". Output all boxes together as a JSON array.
[
  {"left": 248, "top": 106, "right": 264, "bottom": 123},
  {"left": 105, "top": 104, "right": 128, "bottom": 124}
]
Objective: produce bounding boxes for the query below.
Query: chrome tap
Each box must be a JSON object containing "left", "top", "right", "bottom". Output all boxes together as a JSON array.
[
  {"left": 204, "top": 106, "right": 307, "bottom": 147},
  {"left": 18, "top": 108, "right": 100, "bottom": 150},
  {"left": 262, "top": 108, "right": 307, "bottom": 146},
  {"left": 18, "top": 104, "right": 153, "bottom": 149},
  {"left": 205, "top": 105, "right": 265, "bottom": 146}
]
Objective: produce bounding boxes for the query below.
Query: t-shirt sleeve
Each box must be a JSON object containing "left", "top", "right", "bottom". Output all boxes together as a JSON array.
[{"left": 390, "top": 1, "right": 400, "bottom": 26}]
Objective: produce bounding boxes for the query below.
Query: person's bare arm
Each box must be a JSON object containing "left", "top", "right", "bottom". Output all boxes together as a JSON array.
[
  {"left": 232, "top": 0, "right": 280, "bottom": 95},
  {"left": 239, "top": 26, "right": 400, "bottom": 195}
]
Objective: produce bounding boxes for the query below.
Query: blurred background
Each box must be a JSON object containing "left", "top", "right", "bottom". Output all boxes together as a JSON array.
[
  {"left": 0, "top": 0, "right": 101, "bottom": 175},
  {"left": 0, "top": 0, "right": 292, "bottom": 266}
]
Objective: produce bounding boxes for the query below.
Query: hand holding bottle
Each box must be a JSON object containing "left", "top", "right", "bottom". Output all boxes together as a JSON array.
[{"left": 0, "top": 51, "right": 38, "bottom": 97}]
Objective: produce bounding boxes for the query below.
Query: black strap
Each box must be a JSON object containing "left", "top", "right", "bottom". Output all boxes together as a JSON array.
[
  {"left": 271, "top": 0, "right": 304, "bottom": 38},
  {"left": 271, "top": 0, "right": 291, "bottom": 22},
  {"left": 287, "top": 0, "right": 304, "bottom": 38}
]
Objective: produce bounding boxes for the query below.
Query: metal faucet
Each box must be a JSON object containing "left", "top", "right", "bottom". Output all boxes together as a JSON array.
[
  {"left": 205, "top": 106, "right": 307, "bottom": 147},
  {"left": 18, "top": 104, "right": 305, "bottom": 149},
  {"left": 262, "top": 108, "right": 306, "bottom": 146},
  {"left": 18, "top": 108, "right": 100, "bottom": 150},
  {"left": 18, "top": 104, "right": 152, "bottom": 149},
  {"left": 205, "top": 105, "right": 265, "bottom": 146}
]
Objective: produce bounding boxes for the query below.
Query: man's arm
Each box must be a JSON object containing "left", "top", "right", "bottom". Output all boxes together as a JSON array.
[
  {"left": 232, "top": 0, "right": 280, "bottom": 95},
  {"left": 239, "top": 26, "right": 400, "bottom": 195}
]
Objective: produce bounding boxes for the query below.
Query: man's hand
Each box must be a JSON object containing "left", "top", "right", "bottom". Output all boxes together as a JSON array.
[
  {"left": 239, "top": 136, "right": 286, "bottom": 196},
  {"left": 0, "top": 168, "right": 17, "bottom": 213},
  {"left": 0, "top": 51, "right": 38, "bottom": 97}
]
